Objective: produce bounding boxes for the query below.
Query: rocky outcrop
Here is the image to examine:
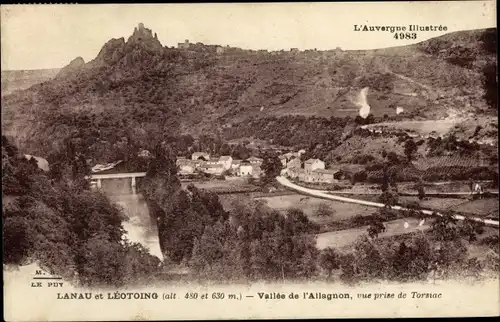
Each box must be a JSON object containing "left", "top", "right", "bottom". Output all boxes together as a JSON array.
[
  {"left": 55, "top": 56, "right": 85, "bottom": 79},
  {"left": 124, "top": 23, "right": 163, "bottom": 53},
  {"left": 93, "top": 37, "right": 126, "bottom": 66}
]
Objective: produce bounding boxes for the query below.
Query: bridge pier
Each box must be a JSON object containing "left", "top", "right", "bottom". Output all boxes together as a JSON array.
[
  {"left": 131, "top": 176, "right": 137, "bottom": 195},
  {"left": 97, "top": 179, "right": 102, "bottom": 189}
]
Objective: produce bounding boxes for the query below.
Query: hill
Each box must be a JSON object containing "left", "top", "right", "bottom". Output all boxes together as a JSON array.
[
  {"left": 1, "top": 68, "right": 60, "bottom": 96},
  {"left": 1, "top": 24, "right": 496, "bottom": 161}
]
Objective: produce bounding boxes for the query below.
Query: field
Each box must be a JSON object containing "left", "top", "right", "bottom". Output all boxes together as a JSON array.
[
  {"left": 363, "top": 120, "right": 458, "bottom": 136},
  {"left": 316, "top": 217, "right": 429, "bottom": 250},
  {"left": 255, "top": 194, "right": 375, "bottom": 223},
  {"left": 180, "top": 178, "right": 259, "bottom": 193},
  {"left": 412, "top": 156, "right": 488, "bottom": 171},
  {"left": 399, "top": 196, "right": 469, "bottom": 212},
  {"left": 450, "top": 198, "right": 499, "bottom": 217},
  {"left": 1, "top": 69, "right": 60, "bottom": 96}
]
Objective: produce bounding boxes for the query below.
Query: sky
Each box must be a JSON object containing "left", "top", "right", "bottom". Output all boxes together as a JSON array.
[{"left": 1, "top": 2, "right": 496, "bottom": 70}]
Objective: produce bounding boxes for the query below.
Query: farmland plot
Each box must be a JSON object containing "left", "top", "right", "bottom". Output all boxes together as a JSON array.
[
  {"left": 180, "top": 179, "right": 258, "bottom": 193},
  {"left": 450, "top": 198, "right": 499, "bottom": 217},
  {"left": 255, "top": 194, "right": 374, "bottom": 223},
  {"left": 316, "top": 217, "right": 429, "bottom": 250},
  {"left": 399, "top": 196, "right": 468, "bottom": 211}
]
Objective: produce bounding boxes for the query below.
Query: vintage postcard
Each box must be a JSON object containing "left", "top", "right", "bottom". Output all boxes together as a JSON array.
[{"left": 2, "top": 1, "right": 498, "bottom": 320}]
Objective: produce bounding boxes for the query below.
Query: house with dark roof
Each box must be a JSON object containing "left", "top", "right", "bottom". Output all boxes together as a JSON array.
[{"left": 191, "top": 152, "right": 210, "bottom": 161}]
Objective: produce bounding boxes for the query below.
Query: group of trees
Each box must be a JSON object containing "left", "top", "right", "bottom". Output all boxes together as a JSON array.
[
  {"left": 2, "top": 136, "right": 161, "bottom": 287},
  {"left": 318, "top": 226, "right": 497, "bottom": 284},
  {"left": 315, "top": 206, "right": 498, "bottom": 283},
  {"left": 142, "top": 144, "right": 230, "bottom": 263},
  {"left": 142, "top": 145, "right": 319, "bottom": 280},
  {"left": 224, "top": 116, "right": 351, "bottom": 162},
  {"left": 189, "top": 206, "right": 320, "bottom": 281}
]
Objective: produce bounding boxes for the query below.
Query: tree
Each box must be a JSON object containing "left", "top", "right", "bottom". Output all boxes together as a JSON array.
[
  {"left": 430, "top": 211, "right": 459, "bottom": 242},
  {"left": 319, "top": 247, "right": 340, "bottom": 279},
  {"left": 378, "top": 191, "right": 398, "bottom": 208},
  {"left": 404, "top": 139, "right": 417, "bottom": 162},
  {"left": 315, "top": 203, "right": 334, "bottom": 217},
  {"left": 367, "top": 215, "right": 386, "bottom": 239},
  {"left": 380, "top": 163, "right": 390, "bottom": 192},
  {"left": 339, "top": 253, "right": 357, "bottom": 285},
  {"left": 458, "top": 218, "right": 485, "bottom": 242},
  {"left": 386, "top": 152, "right": 400, "bottom": 165},
  {"left": 390, "top": 234, "right": 434, "bottom": 282},
  {"left": 352, "top": 235, "right": 387, "bottom": 280},
  {"left": 260, "top": 152, "right": 282, "bottom": 185},
  {"left": 231, "top": 144, "right": 250, "bottom": 160},
  {"left": 416, "top": 179, "right": 426, "bottom": 200},
  {"left": 482, "top": 63, "right": 497, "bottom": 110},
  {"left": 219, "top": 143, "right": 231, "bottom": 156}
]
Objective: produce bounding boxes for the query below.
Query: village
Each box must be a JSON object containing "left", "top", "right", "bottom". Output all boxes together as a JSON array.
[{"left": 173, "top": 149, "right": 342, "bottom": 184}]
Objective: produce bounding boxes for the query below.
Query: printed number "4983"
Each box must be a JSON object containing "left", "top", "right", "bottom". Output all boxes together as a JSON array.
[{"left": 394, "top": 33, "right": 417, "bottom": 40}]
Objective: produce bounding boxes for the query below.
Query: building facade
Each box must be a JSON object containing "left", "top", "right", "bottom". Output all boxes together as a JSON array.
[
  {"left": 218, "top": 156, "right": 233, "bottom": 170},
  {"left": 238, "top": 164, "right": 253, "bottom": 176},
  {"left": 304, "top": 159, "right": 325, "bottom": 172},
  {"left": 247, "top": 156, "right": 263, "bottom": 165},
  {"left": 199, "top": 164, "right": 224, "bottom": 175}
]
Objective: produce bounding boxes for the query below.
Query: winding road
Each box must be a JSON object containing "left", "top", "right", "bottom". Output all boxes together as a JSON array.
[{"left": 276, "top": 176, "right": 499, "bottom": 227}]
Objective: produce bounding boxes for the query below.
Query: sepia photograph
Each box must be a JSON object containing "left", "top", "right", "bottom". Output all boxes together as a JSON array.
[{"left": 1, "top": 2, "right": 499, "bottom": 320}]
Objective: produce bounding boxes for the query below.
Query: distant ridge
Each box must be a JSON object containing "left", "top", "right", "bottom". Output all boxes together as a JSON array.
[{"left": 1, "top": 23, "right": 496, "bottom": 158}]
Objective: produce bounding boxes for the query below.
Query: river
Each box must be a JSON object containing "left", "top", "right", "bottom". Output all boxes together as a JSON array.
[{"left": 98, "top": 180, "right": 162, "bottom": 260}]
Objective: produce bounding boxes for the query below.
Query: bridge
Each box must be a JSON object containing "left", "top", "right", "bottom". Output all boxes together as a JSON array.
[{"left": 87, "top": 172, "right": 147, "bottom": 194}]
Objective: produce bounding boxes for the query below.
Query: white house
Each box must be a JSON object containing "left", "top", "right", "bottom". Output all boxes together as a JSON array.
[
  {"left": 179, "top": 164, "right": 195, "bottom": 175},
  {"left": 218, "top": 155, "right": 233, "bottom": 170},
  {"left": 137, "top": 149, "right": 152, "bottom": 158},
  {"left": 304, "top": 159, "right": 325, "bottom": 172},
  {"left": 205, "top": 158, "right": 220, "bottom": 165},
  {"left": 199, "top": 163, "right": 225, "bottom": 175},
  {"left": 247, "top": 156, "right": 263, "bottom": 165},
  {"left": 176, "top": 158, "right": 196, "bottom": 175},
  {"left": 238, "top": 164, "right": 253, "bottom": 176}
]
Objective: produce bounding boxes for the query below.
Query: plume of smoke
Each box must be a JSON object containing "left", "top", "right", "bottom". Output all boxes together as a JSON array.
[
  {"left": 396, "top": 106, "right": 404, "bottom": 115},
  {"left": 355, "top": 87, "right": 371, "bottom": 119}
]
